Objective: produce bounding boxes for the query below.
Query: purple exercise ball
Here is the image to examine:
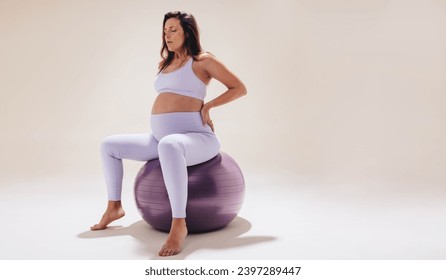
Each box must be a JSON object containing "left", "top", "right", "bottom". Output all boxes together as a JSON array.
[{"left": 134, "top": 152, "right": 245, "bottom": 233}]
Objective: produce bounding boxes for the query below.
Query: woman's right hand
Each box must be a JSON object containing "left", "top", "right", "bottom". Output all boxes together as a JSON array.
[{"left": 200, "top": 103, "right": 215, "bottom": 132}]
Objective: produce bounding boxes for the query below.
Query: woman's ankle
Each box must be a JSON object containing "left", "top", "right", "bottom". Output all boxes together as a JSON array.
[
  {"left": 170, "top": 218, "right": 187, "bottom": 231},
  {"left": 106, "top": 200, "right": 122, "bottom": 210}
]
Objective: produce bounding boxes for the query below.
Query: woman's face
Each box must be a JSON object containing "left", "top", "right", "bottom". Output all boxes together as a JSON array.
[{"left": 164, "top": 18, "right": 185, "bottom": 53}]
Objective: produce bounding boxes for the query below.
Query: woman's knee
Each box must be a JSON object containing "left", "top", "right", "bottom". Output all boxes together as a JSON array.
[
  {"left": 100, "top": 135, "right": 121, "bottom": 156},
  {"left": 158, "top": 135, "right": 184, "bottom": 155}
]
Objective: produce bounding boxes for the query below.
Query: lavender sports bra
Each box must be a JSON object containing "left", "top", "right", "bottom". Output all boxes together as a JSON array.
[{"left": 154, "top": 57, "right": 207, "bottom": 101}]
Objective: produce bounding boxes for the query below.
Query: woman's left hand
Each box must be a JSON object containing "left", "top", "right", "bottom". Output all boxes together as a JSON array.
[{"left": 201, "top": 104, "right": 215, "bottom": 132}]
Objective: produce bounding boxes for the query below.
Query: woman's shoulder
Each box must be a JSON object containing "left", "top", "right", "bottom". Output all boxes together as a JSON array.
[
  {"left": 193, "top": 52, "right": 219, "bottom": 74},
  {"left": 195, "top": 51, "right": 216, "bottom": 61},
  {"left": 194, "top": 51, "right": 222, "bottom": 70}
]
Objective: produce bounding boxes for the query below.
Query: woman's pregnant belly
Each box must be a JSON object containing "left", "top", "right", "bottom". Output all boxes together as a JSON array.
[{"left": 151, "top": 92, "right": 204, "bottom": 114}]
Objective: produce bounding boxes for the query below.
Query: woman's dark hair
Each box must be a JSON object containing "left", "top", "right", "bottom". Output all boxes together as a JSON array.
[{"left": 158, "top": 11, "right": 203, "bottom": 73}]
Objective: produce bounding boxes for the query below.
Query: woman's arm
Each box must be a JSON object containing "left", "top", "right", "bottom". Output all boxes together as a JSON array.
[{"left": 200, "top": 55, "right": 247, "bottom": 130}]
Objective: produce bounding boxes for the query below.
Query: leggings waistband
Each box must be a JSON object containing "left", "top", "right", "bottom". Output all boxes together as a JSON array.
[{"left": 150, "top": 112, "right": 214, "bottom": 141}]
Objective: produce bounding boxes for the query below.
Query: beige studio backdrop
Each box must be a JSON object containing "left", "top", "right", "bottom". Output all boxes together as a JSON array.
[
  {"left": 1, "top": 0, "right": 446, "bottom": 261},
  {"left": 1, "top": 0, "right": 445, "bottom": 192}
]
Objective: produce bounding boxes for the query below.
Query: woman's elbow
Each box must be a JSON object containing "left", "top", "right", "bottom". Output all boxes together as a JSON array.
[{"left": 239, "top": 83, "right": 247, "bottom": 97}]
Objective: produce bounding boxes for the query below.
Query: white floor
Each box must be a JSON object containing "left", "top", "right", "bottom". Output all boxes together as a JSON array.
[{"left": 0, "top": 171, "right": 445, "bottom": 260}]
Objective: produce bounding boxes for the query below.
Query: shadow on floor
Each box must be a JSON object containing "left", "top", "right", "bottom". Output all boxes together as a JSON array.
[{"left": 78, "top": 217, "right": 276, "bottom": 259}]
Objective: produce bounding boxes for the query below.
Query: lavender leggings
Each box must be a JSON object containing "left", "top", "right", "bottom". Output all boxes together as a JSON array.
[{"left": 100, "top": 112, "right": 220, "bottom": 218}]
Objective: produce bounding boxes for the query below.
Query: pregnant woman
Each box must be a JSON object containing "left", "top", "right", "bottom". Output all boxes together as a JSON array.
[{"left": 90, "top": 11, "right": 247, "bottom": 257}]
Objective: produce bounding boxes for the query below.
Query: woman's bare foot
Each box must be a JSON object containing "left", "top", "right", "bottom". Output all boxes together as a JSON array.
[
  {"left": 90, "top": 201, "right": 125, "bottom": 230},
  {"left": 159, "top": 218, "right": 188, "bottom": 257}
]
